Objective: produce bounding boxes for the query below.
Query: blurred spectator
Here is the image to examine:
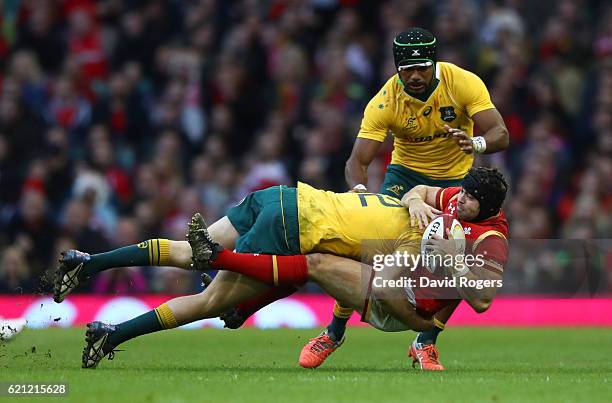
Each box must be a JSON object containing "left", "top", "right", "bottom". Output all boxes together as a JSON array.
[
  {"left": 4, "top": 185, "right": 57, "bottom": 281},
  {"left": 15, "top": 1, "right": 65, "bottom": 73},
  {"left": 58, "top": 198, "right": 110, "bottom": 255},
  {"left": 0, "top": 246, "right": 34, "bottom": 293}
]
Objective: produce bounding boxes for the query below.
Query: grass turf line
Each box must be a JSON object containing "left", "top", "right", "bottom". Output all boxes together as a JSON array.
[{"left": 1, "top": 327, "right": 611, "bottom": 403}]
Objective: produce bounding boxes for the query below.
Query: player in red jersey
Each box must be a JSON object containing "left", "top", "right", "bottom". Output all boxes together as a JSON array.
[
  {"left": 187, "top": 167, "right": 509, "bottom": 370},
  {"left": 380, "top": 172, "right": 508, "bottom": 370}
]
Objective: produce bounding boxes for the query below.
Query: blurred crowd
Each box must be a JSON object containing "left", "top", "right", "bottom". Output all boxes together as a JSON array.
[{"left": 0, "top": 0, "right": 610, "bottom": 295}]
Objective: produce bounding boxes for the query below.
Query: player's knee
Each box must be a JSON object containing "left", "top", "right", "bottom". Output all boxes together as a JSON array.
[
  {"left": 305, "top": 253, "right": 324, "bottom": 276},
  {"left": 471, "top": 298, "right": 492, "bottom": 313},
  {"left": 306, "top": 253, "right": 342, "bottom": 280}
]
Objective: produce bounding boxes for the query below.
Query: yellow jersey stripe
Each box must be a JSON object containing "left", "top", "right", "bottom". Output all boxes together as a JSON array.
[
  {"left": 279, "top": 186, "right": 290, "bottom": 250},
  {"left": 438, "top": 189, "right": 445, "bottom": 210},
  {"left": 272, "top": 255, "right": 279, "bottom": 286},
  {"left": 472, "top": 230, "right": 507, "bottom": 252}
]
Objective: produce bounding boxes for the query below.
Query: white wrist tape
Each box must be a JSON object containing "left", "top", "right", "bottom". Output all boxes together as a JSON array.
[
  {"left": 353, "top": 184, "right": 367, "bottom": 192},
  {"left": 472, "top": 136, "right": 487, "bottom": 154}
]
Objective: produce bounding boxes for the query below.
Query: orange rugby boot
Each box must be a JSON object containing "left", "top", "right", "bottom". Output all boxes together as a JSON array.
[
  {"left": 408, "top": 341, "right": 445, "bottom": 371},
  {"left": 299, "top": 330, "right": 344, "bottom": 368}
]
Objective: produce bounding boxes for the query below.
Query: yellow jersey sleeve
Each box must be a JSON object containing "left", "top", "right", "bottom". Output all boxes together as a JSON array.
[
  {"left": 357, "top": 82, "right": 395, "bottom": 143},
  {"left": 391, "top": 229, "right": 422, "bottom": 255},
  {"left": 451, "top": 67, "right": 495, "bottom": 117}
]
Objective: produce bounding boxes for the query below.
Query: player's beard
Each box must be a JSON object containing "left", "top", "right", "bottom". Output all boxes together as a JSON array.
[
  {"left": 401, "top": 78, "right": 432, "bottom": 97},
  {"left": 457, "top": 206, "right": 477, "bottom": 221}
]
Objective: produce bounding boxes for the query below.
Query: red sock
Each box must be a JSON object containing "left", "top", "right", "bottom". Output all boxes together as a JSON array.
[
  {"left": 234, "top": 286, "right": 298, "bottom": 317},
  {"left": 211, "top": 250, "right": 309, "bottom": 286}
]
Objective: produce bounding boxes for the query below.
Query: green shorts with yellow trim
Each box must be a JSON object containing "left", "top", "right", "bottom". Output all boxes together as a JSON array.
[
  {"left": 226, "top": 186, "right": 301, "bottom": 255},
  {"left": 379, "top": 164, "right": 464, "bottom": 198}
]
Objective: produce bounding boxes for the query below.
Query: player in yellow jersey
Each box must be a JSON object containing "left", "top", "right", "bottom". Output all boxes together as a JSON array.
[
  {"left": 53, "top": 168, "right": 508, "bottom": 369},
  {"left": 51, "top": 182, "right": 437, "bottom": 368},
  {"left": 303, "top": 27, "right": 510, "bottom": 370}
]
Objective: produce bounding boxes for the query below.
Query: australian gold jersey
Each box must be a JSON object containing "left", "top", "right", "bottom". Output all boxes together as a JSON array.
[
  {"left": 296, "top": 182, "right": 421, "bottom": 261},
  {"left": 357, "top": 62, "right": 495, "bottom": 179}
]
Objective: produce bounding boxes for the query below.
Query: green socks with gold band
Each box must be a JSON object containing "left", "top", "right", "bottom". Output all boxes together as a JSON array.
[
  {"left": 107, "top": 303, "right": 179, "bottom": 346},
  {"left": 80, "top": 239, "right": 171, "bottom": 278},
  {"left": 416, "top": 318, "right": 445, "bottom": 344}
]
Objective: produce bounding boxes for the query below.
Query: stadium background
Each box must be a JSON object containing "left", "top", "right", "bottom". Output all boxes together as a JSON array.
[{"left": 0, "top": 0, "right": 610, "bottom": 321}]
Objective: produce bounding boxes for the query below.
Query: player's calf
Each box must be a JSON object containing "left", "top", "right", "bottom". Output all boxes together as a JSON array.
[{"left": 219, "top": 286, "right": 299, "bottom": 329}]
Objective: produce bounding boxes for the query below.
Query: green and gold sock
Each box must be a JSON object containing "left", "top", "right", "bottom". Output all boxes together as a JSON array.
[
  {"left": 81, "top": 239, "right": 171, "bottom": 278},
  {"left": 326, "top": 301, "right": 353, "bottom": 342},
  {"left": 107, "top": 303, "right": 179, "bottom": 346},
  {"left": 416, "top": 318, "right": 445, "bottom": 344}
]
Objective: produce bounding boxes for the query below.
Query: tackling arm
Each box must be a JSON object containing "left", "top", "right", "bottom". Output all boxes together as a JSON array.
[
  {"left": 472, "top": 108, "right": 509, "bottom": 153},
  {"left": 306, "top": 253, "right": 433, "bottom": 331},
  {"left": 448, "top": 108, "right": 509, "bottom": 154},
  {"left": 428, "top": 233, "right": 506, "bottom": 313},
  {"left": 377, "top": 296, "right": 434, "bottom": 331},
  {"left": 345, "top": 138, "right": 383, "bottom": 189},
  {"left": 372, "top": 259, "right": 434, "bottom": 331},
  {"left": 400, "top": 185, "right": 442, "bottom": 229},
  {"left": 453, "top": 265, "right": 503, "bottom": 313}
]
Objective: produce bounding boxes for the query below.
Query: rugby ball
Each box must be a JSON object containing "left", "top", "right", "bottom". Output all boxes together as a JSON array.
[{"left": 420, "top": 214, "right": 466, "bottom": 273}]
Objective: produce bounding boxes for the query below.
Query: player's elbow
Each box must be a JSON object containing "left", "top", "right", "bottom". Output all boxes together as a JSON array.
[
  {"left": 498, "top": 127, "right": 509, "bottom": 150},
  {"left": 345, "top": 155, "right": 361, "bottom": 172},
  {"left": 470, "top": 298, "right": 492, "bottom": 314}
]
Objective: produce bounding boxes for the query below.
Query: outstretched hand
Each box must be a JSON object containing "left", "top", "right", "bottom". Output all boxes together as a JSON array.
[
  {"left": 445, "top": 124, "right": 473, "bottom": 154},
  {"left": 407, "top": 199, "right": 442, "bottom": 229}
]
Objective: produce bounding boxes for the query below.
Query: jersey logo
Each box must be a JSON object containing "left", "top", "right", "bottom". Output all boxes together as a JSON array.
[
  {"left": 439, "top": 106, "right": 457, "bottom": 122},
  {"left": 412, "top": 49, "right": 420, "bottom": 56},
  {"left": 423, "top": 106, "right": 432, "bottom": 116},
  {"left": 406, "top": 116, "right": 418, "bottom": 130},
  {"left": 385, "top": 184, "right": 404, "bottom": 197},
  {"left": 448, "top": 204, "right": 456, "bottom": 215},
  {"left": 464, "top": 227, "right": 472, "bottom": 235}
]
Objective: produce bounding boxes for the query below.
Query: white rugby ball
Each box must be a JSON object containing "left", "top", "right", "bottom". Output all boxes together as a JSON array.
[{"left": 420, "top": 214, "right": 466, "bottom": 273}]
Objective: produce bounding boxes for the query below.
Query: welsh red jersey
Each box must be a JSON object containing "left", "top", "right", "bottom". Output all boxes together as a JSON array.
[{"left": 414, "top": 186, "right": 509, "bottom": 316}]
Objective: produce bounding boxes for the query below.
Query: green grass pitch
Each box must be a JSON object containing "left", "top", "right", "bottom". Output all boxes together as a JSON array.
[{"left": 1, "top": 327, "right": 611, "bottom": 402}]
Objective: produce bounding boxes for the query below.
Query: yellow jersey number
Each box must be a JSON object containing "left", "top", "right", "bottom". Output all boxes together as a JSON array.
[{"left": 357, "top": 194, "right": 403, "bottom": 208}]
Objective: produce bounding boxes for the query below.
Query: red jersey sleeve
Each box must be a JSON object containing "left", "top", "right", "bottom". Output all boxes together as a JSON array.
[
  {"left": 435, "top": 187, "right": 462, "bottom": 211},
  {"left": 471, "top": 231, "right": 508, "bottom": 275}
]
